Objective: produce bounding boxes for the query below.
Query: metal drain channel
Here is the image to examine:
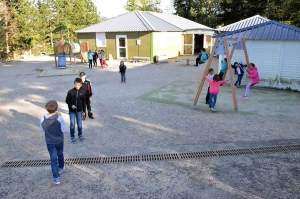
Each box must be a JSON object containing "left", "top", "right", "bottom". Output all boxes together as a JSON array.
[{"left": 1, "top": 145, "right": 300, "bottom": 168}]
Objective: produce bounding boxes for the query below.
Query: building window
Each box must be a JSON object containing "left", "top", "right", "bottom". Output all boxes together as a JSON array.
[{"left": 96, "top": 33, "right": 106, "bottom": 47}]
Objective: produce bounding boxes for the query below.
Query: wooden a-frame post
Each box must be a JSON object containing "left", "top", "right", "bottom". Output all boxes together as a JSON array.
[
  {"left": 193, "top": 39, "right": 219, "bottom": 105},
  {"left": 224, "top": 39, "right": 238, "bottom": 110}
]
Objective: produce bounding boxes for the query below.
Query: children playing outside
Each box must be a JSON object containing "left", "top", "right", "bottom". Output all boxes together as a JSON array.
[
  {"left": 40, "top": 100, "right": 66, "bottom": 185},
  {"left": 231, "top": 62, "right": 244, "bottom": 87},
  {"left": 205, "top": 68, "right": 214, "bottom": 104},
  {"left": 242, "top": 63, "right": 260, "bottom": 99},
  {"left": 79, "top": 72, "right": 94, "bottom": 119},
  {"left": 65, "top": 78, "right": 86, "bottom": 144},
  {"left": 92, "top": 50, "right": 98, "bottom": 67},
  {"left": 119, "top": 60, "right": 127, "bottom": 83},
  {"left": 88, "top": 50, "right": 94, "bottom": 69},
  {"left": 219, "top": 58, "right": 227, "bottom": 80},
  {"left": 98, "top": 50, "right": 103, "bottom": 68},
  {"left": 205, "top": 74, "right": 229, "bottom": 111}
]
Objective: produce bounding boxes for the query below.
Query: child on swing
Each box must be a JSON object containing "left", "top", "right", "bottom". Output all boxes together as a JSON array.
[
  {"left": 242, "top": 63, "right": 259, "bottom": 99},
  {"left": 205, "top": 74, "right": 229, "bottom": 111}
]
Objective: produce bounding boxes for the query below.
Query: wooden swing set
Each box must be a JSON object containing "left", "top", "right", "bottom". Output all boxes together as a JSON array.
[{"left": 193, "top": 38, "right": 250, "bottom": 110}]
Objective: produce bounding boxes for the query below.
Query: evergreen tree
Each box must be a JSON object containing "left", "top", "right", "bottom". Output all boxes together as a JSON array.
[{"left": 125, "top": 0, "right": 162, "bottom": 12}]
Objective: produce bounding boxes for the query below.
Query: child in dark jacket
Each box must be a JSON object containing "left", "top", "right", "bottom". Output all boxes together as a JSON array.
[
  {"left": 231, "top": 62, "right": 245, "bottom": 88},
  {"left": 119, "top": 60, "right": 127, "bottom": 83},
  {"left": 40, "top": 100, "right": 66, "bottom": 185},
  {"left": 92, "top": 50, "right": 98, "bottom": 67},
  {"left": 65, "top": 78, "right": 86, "bottom": 144}
]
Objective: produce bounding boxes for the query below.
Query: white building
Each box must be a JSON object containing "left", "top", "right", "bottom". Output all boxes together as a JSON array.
[{"left": 214, "top": 20, "right": 300, "bottom": 90}]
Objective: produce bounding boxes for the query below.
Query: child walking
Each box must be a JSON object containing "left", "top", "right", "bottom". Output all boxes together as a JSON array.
[
  {"left": 242, "top": 63, "right": 259, "bottom": 99},
  {"left": 206, "top": 74, "right": 229, "bottom": 111},
  {"left": 65, "top": 78, "right": 86, "bottom": 143},
  {"left": 205, "top": 68, "right": 214, "bottom": 104},
  {"left": 87, "top": 50, "right": 93, "bottom": 68},
  {"left": 119, "top": 60, "right": 127, "bottom": 83},
  {"left": 40, "top": 100, "right": 66, "bottom": 185}
]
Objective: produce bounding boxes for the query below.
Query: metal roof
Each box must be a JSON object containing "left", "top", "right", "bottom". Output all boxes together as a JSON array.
[
  {"left": 213, "top": 20, "right": 300, "bottom": 41},
  {"left": 218, "top": 15, "right": 270, "bottom": 32},
  {"left": 76, "top": 11, "right": 214, "bottom": 33}
]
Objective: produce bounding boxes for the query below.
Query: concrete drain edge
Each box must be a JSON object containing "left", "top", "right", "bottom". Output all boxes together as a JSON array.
[{"left": 1, "top": 145, "right": 300, "bottom": 168}]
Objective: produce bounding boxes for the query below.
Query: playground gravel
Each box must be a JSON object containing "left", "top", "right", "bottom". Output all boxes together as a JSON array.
[{"left": 0, "top": 56, "right": 300, "bottom": 199}]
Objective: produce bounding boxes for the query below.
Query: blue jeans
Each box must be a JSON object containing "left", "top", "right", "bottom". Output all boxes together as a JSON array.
[
  {"left": 209, "top": 94, "right": 218, "bottom": 108},
  {"left": 69, "top": 111, "right": 83, "bottom": 138},
  {"left": 47, "top": 142, "right": 64, "bottom": 179},
  {"left": 235, "top": 74, "right": 244, "bottom": 86},
  {"left": 121, "top": 72, "right": 126, "bottom": 82}
]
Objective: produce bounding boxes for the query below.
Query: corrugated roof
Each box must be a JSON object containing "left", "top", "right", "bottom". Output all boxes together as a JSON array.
[
  {"left": 213, "top": 20, "right": 300, "bottom": 40},
  {"left": 76, "top": 11, "right": 214, "bottom": 33},
  {"left": 218, "top": 15, "right": 270, "bottom": 32}
]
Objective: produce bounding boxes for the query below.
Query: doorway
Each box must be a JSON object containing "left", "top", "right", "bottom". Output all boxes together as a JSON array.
[
  {"left": 116, "top": 35, "right": 127, "bottom": 59},
  {"left": 194, "top": 34, "right": 204, "bottom": 54}
]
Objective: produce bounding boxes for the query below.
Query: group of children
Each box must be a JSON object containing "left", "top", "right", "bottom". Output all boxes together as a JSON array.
[
  {"left": 40, "top": 60, "right": 128, "bottom": 184},
  {"left": 205, "top": 57, "right": 260, "bottom": 111},
  {"left": 39, "top": 53, "right": 260, "bottom": 184},
  {"left": 87, "top": 49, "right": 108, "bottom": 69}
]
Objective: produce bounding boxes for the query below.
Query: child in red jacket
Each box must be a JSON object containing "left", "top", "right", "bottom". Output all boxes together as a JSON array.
[{"left": 205, "top": 74, "right": 229, "bottom": 111}]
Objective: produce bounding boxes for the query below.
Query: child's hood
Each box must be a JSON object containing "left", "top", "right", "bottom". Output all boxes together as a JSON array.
[{"left": 43, "top": 114, "right": 59, "bottom": 126}]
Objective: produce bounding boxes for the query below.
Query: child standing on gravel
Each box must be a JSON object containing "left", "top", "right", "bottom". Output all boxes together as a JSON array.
[
  {"left": 119, "top": 60, "right": 127, "bottom": 83},
  {"left": 205, "top": 68, "right": 214, "bottom": 104},
  {"left": 205, "top": 74, "right": 229, "bottom": 111},
  {"left": 40, "top": 100, "right": 66, "bottom": 185}
]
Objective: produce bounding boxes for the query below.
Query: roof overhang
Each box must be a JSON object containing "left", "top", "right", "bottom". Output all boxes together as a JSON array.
[{"left": 184, "top": 28, "right": 216, "bottom": 35}]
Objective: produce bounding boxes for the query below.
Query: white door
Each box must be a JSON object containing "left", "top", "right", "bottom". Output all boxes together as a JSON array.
[{"left": 116, "top": 35, "right": 128, "bottom": 59}]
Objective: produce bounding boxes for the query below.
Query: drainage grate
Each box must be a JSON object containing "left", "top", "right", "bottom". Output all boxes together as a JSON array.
[{"left": 1, "top": 145, "right": 300, "bottom": 169}]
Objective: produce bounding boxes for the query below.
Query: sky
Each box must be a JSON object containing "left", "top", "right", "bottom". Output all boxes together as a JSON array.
[{"left": 92, "top": 0, "right": 174, "bottom": 18}]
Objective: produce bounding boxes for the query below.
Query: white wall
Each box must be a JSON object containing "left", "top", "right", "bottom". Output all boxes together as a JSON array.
[
  {"left": 219, "top": 40, "right": 300, "bottom": 90},
  {"left": 152, "top": 32, "right": 182, "bottom": 58}
]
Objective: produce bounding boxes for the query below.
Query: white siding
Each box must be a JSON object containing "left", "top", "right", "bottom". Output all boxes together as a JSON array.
[
  {"left": 152, "top": 32, "right": 182, "bottom": 58},
  {"left": 280, "top": 41, "right": 300, "bottom": 81}
]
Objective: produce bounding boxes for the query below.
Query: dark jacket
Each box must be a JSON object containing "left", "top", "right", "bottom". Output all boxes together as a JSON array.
[
  {"left": 93, "top": 52, "right": 98, "bottom": 60},
  {"left": 231, "top": 64, "right": 245, "bottom": 75},
  {"left": 119, "top": 65, "right": 127, "bottom": 73},
  {"left": 65, "top": 88, "right": 86, "bottom": 112},
  {"left": 81, "top": 79, "right": 93, "bottom": 97}
]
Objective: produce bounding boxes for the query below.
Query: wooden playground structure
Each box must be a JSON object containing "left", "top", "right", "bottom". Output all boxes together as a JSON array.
[
  {"left": 53, "top": 25, "right": 89, "bottom": 68},
  {"left": 194, "top": 38, "right": 250, "bottom": 110}
]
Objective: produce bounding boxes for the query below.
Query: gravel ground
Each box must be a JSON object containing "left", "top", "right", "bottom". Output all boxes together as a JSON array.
[{"left": 0, "top": 56, "right": 300, "bottom": 199}]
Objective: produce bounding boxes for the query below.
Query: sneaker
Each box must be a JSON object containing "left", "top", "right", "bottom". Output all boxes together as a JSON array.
[
  {"left": 242, "top": 95, "right": 248, "bottom": 99},
  {"left": 211, "top": 108, "right": 217, "bottom": 112},
  {"left": 71, "top": 137, "right": 76, "bottom": 144},
  {"left": 234, "top": 86, "right": 237, "bottom": 88},
  {"left": 89, "top": 115, "right": 94, "bottom": 119},
  {"left": 59, "top": 167, "right": 65, "bottom": 174},
  {"left": 79, "top": 136, "right": 85, "bottom": 142},
  {"left": 54, "top": 177, "right": 60, "bottom": 185}
]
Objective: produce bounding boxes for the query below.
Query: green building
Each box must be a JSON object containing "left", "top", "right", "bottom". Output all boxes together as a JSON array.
[{"left": 76, "top": 11, "right": 215, "bottom": 62}]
